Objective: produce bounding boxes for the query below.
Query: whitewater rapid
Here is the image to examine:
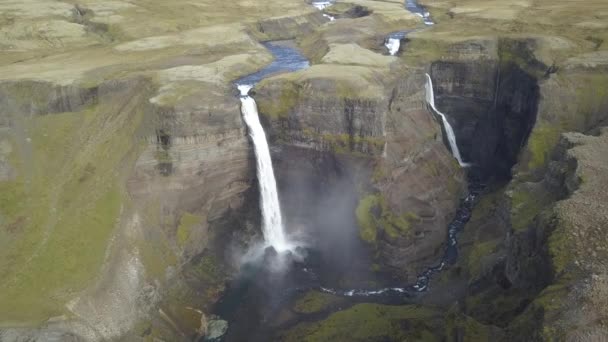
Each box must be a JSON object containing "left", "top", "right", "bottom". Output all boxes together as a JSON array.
[
  {"left": 425, "top": 73, "right": 468, "bottom": 167},
  {"left": 385, "top": 37, "right": 401, "bottom": 56},
  {"left": 238, "top": 85, "right": 290, "bottom": 252}
]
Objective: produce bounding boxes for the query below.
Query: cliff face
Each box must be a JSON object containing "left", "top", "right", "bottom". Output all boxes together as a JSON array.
[
  {"left": 256, "top": 65, "right": 465, "bottom": 283},
  {"left": 0, "top": 76, "right": 258, "bottom": 341},
  {"left": 0, "top": 0, "right": 326, "bottom": 339},
  {"left": 2, "top": 0, "right": 608, "bottom": 340},
  {"left": 429, "top": 39, "right": 540, "bottom": 181},
  {"left": 428, "top": 36, "right": 608, "bottom": 341}
]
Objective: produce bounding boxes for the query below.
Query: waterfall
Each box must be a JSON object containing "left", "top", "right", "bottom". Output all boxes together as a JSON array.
[
  {"left": 312, "top": 1, "right": 332, "bottom": 10},
  {"left": 238, "top": 84, "right": 290, "bottom": 252},
  {"left": 425, "top": 74, "right": 469, "bottom": 167},
  {"left": 385, "top": 38, "right": 400, "bottom": 55},
  {"left": 323, "top": 13, "right": 336, "bottom": 21}
]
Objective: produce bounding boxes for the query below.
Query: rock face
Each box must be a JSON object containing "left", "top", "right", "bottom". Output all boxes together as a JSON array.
[
  {"left": 2, "top": 0, "right": 608, "bottom": 340},
  {"left": 256, "top": 65, "right": 465, "bottom": 283},
  {"left": 427, "top": 37, "right": 608, "bottom": 342},
  {"left": 429, "top": 39, "right": 541, "bottom": 181},
  {"left": 0, "top": 76, "right": 257, "bottom": 341}
]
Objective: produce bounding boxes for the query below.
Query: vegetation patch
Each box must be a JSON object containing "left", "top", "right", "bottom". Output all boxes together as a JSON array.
[
  {"left": 547, "top": 221, "right": 571, "bottom": 275},
  {"left": 293, "top": 291, "right": 342, "bottom": 314},
  {"left": 356, "top": 194, "right": 419, "bottom": 243},
  {"left": 467, "top": 239, "right": 500, "bottom": 279},
  {"left": 177, "top": 212, "right": 202, "bottom": 247},
  {"left": 509, "top": 187, "right": 545, "bottom": 232},
  {"left": 322, "top": 133, "right": 384, "bottom": 156},
  {"left": 446, "top": 309, "right": 495, "bottom": 341},
  {"left": 257, "top": 80, "right": 299, "bottom": 119},
  {"left": 281, "top": 303, "right": 442, "bottom": 342},
  {"left": 0, "top": 83, "right": 147, "bottom": 323},
  {"left": 525, "top": 123, "right": 561, "bottom": 172}
]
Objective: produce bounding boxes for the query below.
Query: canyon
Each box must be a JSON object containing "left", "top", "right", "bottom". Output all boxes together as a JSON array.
[{"left": 1, "top": 0, "right": 608, "bottom": 341}]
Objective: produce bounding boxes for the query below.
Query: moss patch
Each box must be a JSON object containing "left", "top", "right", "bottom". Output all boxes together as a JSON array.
[
  {"left": 446, "top": 310, "right": 496, "bottom": 341},
  {"left": 177, "top": 212, "right": 202, "bottom": 247},
  {"left": 0, "top": 84, "right": 147, "bottom": 323},
  {"left": 182, "top": 253, "right": 227, "bottom": 306},
  {"left": 322, "top": 133, "right": 384, "bottom": 156},
  {"left": 281, "top": 303, "right": 443, "bottom": 342},
  {"left": 356, "top": 194, "right": 418, "bottom": 244},
  {"left": 547, "top": 222, "right": 571, "bottom": 275},
  {"left": 293, "top": 291, "right": 342, "bottom": 314},
  {"left": 525, "top": 123, "right": 561, "bottom": 171},
  {"left": 467, "top": 239, "right": 499, "bottom": 279},
  {"left": 509, "top": 187, "right": 545, "bottom": 232},
  {"left": 257, "top": 79, "right": 298, "bottom": 119},
  {"left": 466, "top": 289, "right": 530, "bottom": 326}
]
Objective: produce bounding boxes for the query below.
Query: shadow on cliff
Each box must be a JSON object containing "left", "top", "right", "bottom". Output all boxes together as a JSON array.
[{"left": 430, "top": 39, "right": 543, "bottom": 182}]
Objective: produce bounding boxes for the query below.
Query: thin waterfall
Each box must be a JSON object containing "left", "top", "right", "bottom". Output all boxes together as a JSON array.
[
  {"left": 238, "top": 84, "right": 290, "bottom": 252},
  {"left": 425, "top": 73, "right": 469, "bottom": 167}
]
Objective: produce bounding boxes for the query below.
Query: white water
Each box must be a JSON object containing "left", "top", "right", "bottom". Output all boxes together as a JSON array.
[
  {"left": 323, "top": 13, "right": 336, "bottom": 21},
  {"left": 312, "top": 1, "right": 335, "bottom": 21},
  {"left": 238, "top": 84, "right": 290, "bottom": 252},
  {"left": 425, "top": 74, "right": 468, "bottom": 167},
  {"left": 312, "top": 1, "right": 332, "bottom": 10},
  {"left": 385, "top": 37, "right": 401, "bottom": 55}
]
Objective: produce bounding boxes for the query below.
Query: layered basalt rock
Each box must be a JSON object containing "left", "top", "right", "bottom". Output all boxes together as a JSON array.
[
  {"left": 429, "top": 39, "right": 541, "bottom": 181},
  {"left": 255, "top": 66, "right": 465, "bottom": 283}
]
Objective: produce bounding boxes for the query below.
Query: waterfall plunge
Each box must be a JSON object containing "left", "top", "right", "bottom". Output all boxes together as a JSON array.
[
  {"left": 238, "top": 84, "right": 290, "bottom": 252},
  {"left": 425, "top": 74, "right": 469, "bottom": 167}
]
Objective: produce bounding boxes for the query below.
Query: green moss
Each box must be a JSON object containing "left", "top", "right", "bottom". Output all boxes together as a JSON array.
[
  {"left": 371, "top": 163, "right": 387, "bottom": 183},
  {"left": 401, "top": 38, "right": 448, "bottom": 65},
  {"left": 574, "top": 74, "right": 608, "bottom": 128},
  {"left": 177, "top": 212, "right": 202, "bottom": 247},
  {"left": 0, "top": 84, "right": 147, "bottom": 323},
  {"left": 498, "top": 39, "right": 547, "bottom": 79},
  {"left": 525, "top": 123, "right": 561, "bottom": 171},
  {"left": 281, "top": 303, "right": 442, "bottom": 342},
  {"left": 446, "top": 310, "right": 494, "bottom": 342},
  {"left": 466, "top": 289, "right": 529, "bottom": 325},
  {"left": 467, "top": 239, "right": 499, "bottom": 278},
  {"left": 293, "top": 291, "right": 342, "bottom": 314},
  {"left": 322, "top": 133, "right": 385, "bottom": 156},
  {"left": 510, "top": 187, "right": 544, "bottom": 232},
  {"left": 535, "top": 282, "right": 568, "bottom": 313},
  {"left": 182, "top": 253, "right": 227, "bottom": 305},
  {"left": 139, "top": 236, "right": 178, "bottom": 280},
  {"left": 356, "top": 194, "right": 418, "bottom": 244},
  {"left": 547, "top": 223, "right": 570, "bottom": 275},
  {"left": 356, "top": 194, "right": 380, "bottom": 243},
  {"left": 257, "top": 81, "right": 298, "bottom": 119},
  {"left": 507, "top": 279, "right": 570, "bottom": 340}
]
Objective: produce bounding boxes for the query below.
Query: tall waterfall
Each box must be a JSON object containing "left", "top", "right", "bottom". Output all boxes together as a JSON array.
[
  {"left": 238, "top": 84, "right": 290, "bottom": 252},
  {"left": 424, "top": 74, "right": 468, "bottom": 167}
]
